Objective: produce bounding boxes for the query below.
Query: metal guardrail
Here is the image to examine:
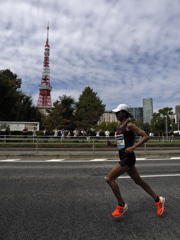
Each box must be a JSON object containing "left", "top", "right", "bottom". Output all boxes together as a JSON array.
[
  {"left": 1, "top": 135, "right": 180, "bottom": 142},
  {"left": 0, "top": 135, "right": 180, "bottom": 154},
  {"left": 1, "top": 135, "right": 111, "bottom": 154}
]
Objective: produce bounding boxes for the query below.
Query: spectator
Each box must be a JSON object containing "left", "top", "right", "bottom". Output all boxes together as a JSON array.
[
  {"left": 22, "top": 127, "right": 28, "bottom": 137},
  {"left": 43, "top": 129, "right": 48, "bottom": 136},
  {"left": 22, "top": 127, "right": 28, "bottom": 142},
  {"left": 61, "top": 129, "right": 66, "bottom": 138},
  {"left": 96, "top": 130, "right": 100, "bottom": 137},
  {"left": 81, "top": 129, "right": 87, "bottom": 136},
  {"left": 169, "top": 130, "right": 174, "bottom": 142},
  {"left": 67, "top": 130, "right": 71, "bottom": 138},
  {"left": 158, "top": 130, "right": 164, "bottom": 141},
  {"left": 53, "top": 128, "right": 58, "bottom": 137},
  {"left": 73, "top": 128, "right": 79, "bottom": 137},
  {"left": 149, "top": 129, "right": 154, "bottom": 137},
  {"left": 105, "top": 129, "right": 110, "bottom": 138},
  {"left": 32, "top": 127, "right": 37, "bottom": 137},
  {"left": 5, "top": 127, "right": 10, "bottom": 136}
]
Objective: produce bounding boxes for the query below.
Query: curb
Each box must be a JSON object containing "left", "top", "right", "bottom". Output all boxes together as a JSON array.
[{"left": 0, "top": 151, "right": 180, "bottom": 160}]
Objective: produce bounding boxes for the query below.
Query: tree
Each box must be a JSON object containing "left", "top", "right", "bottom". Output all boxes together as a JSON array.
[
  {"left": 0, "top": 69, "right": 41, "bottom": 122},
  {"left": 0, "top": 69, "right": 22, "bottom": 120},
  {"left": 43, "top": 95, "right": 75, "bottom": 131},
  {"left": 150, "top": 107, "right": 173, "bottom": 132},
  {"left": 75, "top": 86, "right": 105, "bottom": 129},
  {"left": 135, "top": 121, "right": 150, "bottom": 134},
  {"left": 15, "top": 93, "right": 42, "bottom": 122},
  {"left": 98, "top": 122, "right": 118, "bottom": 132}
]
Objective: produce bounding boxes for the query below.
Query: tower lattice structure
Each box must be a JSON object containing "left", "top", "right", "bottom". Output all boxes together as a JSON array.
[{"left": 37, "top": 24, "right": 52, "bottom": 108}]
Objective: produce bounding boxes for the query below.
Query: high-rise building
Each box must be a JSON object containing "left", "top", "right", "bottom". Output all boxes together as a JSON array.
[
  {"left": 129, "top": 107, "right": 143, "bottom": 122},
  {"left": 37, "top": 24, "right": 52, "bottom": 111},
  {"left": 143, "top": 98, "right": 153, "bottom": 124},
  {"left": 175, "top": 105, "right": 180, "bottom": 124},
  {"left": 175, "top": 105, "right": 180, "bottom": 118}
]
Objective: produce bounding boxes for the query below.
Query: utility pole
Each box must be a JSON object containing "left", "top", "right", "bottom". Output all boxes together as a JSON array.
[{"left": 165, "top": 115, "right": 168, "bottom": 140}]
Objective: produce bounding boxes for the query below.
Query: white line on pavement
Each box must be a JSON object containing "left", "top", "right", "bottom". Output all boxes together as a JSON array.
[
  {"left": 90, "top": 159, "right": 107, "bottom": 161},
  {"left": 138, "top": 158, "right": 179, "bottom": 161},
  {"left": 46, "top": 159, "right": 65, "bottom": 162},
  {"left": 0, "top": 158, "right": 180, "bottom": 162},
  {"left": 0, "top": 159, "right": 21, "bottom": 161},
  {"left": 118, "top": 173, "right": 180, "bottom": 178}
]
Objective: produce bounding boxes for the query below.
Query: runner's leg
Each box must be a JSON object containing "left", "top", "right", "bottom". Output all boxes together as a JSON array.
[
  {"left": 105, "top": 163, "right": 130, "bottom": 204},
  {"left": 127, "top": 166, "right": 157, "bottom": 200}
]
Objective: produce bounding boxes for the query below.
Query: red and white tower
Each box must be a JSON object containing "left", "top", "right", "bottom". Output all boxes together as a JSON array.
[{"left": 37, "top": 23, "right": 52, "bottom": 109}]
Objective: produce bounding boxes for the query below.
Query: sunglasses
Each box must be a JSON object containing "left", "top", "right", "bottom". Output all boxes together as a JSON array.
[{"left": 115, "top": 111, "right": 121, "bottom": 115}]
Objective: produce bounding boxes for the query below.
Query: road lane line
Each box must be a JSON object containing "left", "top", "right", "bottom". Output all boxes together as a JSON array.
[
  {"left": 46, "top": 159, "right": 65, "bottom": 162},
  {"left": 118, "top": 173, "right": 180, "bottom": 178},
  {"left": 0, "top": 158, "right": 180, "bottom": 162},
  {"left": 0, "top": 159, "right": 21, "bottom": 161},
  {"left": 90, "top": 159, "right": 107, "bottom": 161}
]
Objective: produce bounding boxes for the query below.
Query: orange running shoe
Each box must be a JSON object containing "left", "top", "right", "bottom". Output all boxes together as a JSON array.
[
  {"left": 155, "top": 197, "right": 165, "bottom": 215},
  {"left": 111, "top": 203, "right": 128, "bottom": 217}
]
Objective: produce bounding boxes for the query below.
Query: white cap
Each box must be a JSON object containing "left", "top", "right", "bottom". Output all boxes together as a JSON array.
[{"left": 112, "top": 104, "right": 133, "bottom": 118}]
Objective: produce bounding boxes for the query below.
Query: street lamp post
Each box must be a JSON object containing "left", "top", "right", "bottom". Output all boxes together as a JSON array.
[{"left": 165, "top": 115, "right": 168, "bottom": 140}]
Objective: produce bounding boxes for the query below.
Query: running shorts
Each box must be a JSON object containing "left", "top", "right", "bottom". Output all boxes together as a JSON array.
[{"left": 118, "top": 150, "right": 136, "bottom": 167}]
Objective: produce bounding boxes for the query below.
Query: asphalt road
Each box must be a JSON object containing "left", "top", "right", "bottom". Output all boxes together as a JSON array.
[{"left": 0, "top": 158, "right": 180, "bottom": 240}]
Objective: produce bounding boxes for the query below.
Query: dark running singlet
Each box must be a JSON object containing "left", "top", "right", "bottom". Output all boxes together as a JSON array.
[{"left": 115, "top": 121, "right": 136, "bottom": 167}]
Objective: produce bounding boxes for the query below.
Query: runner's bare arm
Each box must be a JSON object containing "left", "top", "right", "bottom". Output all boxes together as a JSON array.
[
  {"left": 106, "top": 140, "right": 117, "bottom": 147},
  {"left": 125, "top": 123, "right": 149, "bottom": 153}
]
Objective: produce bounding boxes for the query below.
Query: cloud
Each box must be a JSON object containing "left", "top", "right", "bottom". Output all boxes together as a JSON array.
[{"left": 0, "top": 0, "right": 180, "bottom": 113}]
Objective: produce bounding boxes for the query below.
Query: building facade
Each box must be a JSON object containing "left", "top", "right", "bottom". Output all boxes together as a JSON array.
[
  {"left": 175, "top": 105, "right": 180, "bottom": 118},
  {"left": 99, "top": 111, "right": 118, "bottom": 123},
  {"left": 143, "top": 98, "right": 153, "bottom": 124},
  {"left": 99, "top": 108, "right": 143, "bottom": 123},
  {"left": 129, "top": 107, "right": 143, "bottom": 121}
]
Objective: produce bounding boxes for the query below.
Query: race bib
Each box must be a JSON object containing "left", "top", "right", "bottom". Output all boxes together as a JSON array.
[{"left": 115, "top": 134, "right": 125, "bottom": 150}]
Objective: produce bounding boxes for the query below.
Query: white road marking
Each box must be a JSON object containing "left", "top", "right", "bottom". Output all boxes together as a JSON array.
[
  {"left": 118, "top": 173, "right": 180, "bottom": 179},
  {"left": 46, "top": 159, "right": 65, "bottom": 162},
  {"left": 138, "top": 158, "right": 179, "bottom": 161},
  {"left": 90, "top": 159, "right": 107, "bottom": 161},
  {"left": 0, "top": 159, "right": 20, "bottom": 161},
  {"left": 0, "top": 158, "right": 179, "bottom": 162}
]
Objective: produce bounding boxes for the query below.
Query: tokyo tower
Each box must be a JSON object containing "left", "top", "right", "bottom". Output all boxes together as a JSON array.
[{"left": 37, "top": 23, "right": 52, "bottom": 109}]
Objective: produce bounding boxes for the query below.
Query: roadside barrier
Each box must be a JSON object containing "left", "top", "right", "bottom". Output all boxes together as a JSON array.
[{"left": 0, "top": 135, "right": 180, "bottom": 154}]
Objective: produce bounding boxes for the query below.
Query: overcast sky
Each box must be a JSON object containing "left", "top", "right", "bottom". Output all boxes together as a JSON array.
[{"left": 0, "top": 0, "right": 180, "bottom": 112}]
